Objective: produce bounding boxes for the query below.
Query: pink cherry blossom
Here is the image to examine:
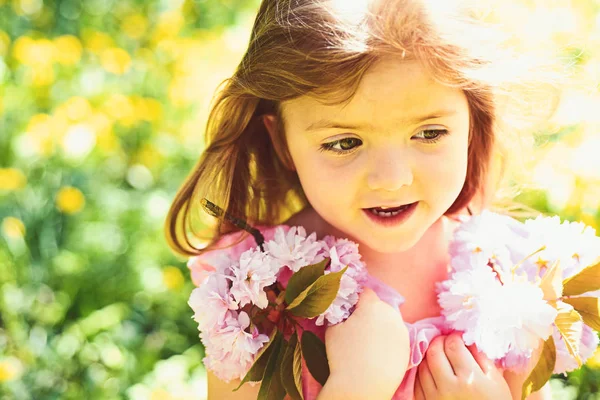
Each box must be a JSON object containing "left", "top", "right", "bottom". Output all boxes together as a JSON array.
[
  {"left": 265, "top": 226, "right": 325, "bottom": 272},
  {"left": 315, "top": 273, "right": 360, "bottom": 326},
  {"left": 229, "top": 248, "right": 281, "bottom": 309},
  {"left": 187, "top": 226, "right": 283, "bottom": 286},
  {"left": 313, "top": 237, "right": 368, "bottom": 326},
  {"left": 520, "top": 216, "right": 600, "bottom": 281},
  {"left": 449, "top": 211, "right": 529, "bottom": 276},
  {"left": 188, "top": 251, "right": 232, "bottom": 286},
  {"left": 188, "top": 272, "right": 238, "bottom": 332},
  {"left": 438, "top": 267, "right": 556, "bottom": 360},
  {"left": 201, "top": 311, "right": 270, "bottom": 382}
]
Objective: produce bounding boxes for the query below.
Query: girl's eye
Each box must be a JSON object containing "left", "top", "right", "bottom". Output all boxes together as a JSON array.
[
  {"left": 319, "top": 137, "right": 363, "bottom": 154},
  {"left": 414, "top": 129, "right": 449, "bottom": 143}
]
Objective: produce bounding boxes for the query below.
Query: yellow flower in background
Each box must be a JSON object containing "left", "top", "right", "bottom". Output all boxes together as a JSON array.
[
  {"left": 163, "top": 266, "right": 184, "bottom": 290},
  {"left": 1, "top": 217, "right": 26, "bottom": 239},
  {"left": 122, "top": 14, "right": 148, "bottom": 40},
  {"left": 0, "top": 168, "right": 26, "bottom": 190},
  {"left": 101, "top": 47, "right": 131, "bottom": 75},
  {"left": 62, "top": 97, "right": 92, "bottom": 121},
  {"left": 0, "top": 30, "right": 10, "bottom": 57},
  {"left": 56, "top": 186, "right": 85, "bottom": 214},
  {"left": 0, "top": 357, "right": 24, "bottom": 382},
  {"left": 134, "top": 144, "right": 163, "bottom": 169},
  {"left": 588, "top": 346, "right": 600, "bottom": 368},
  {"left": 152, "top": 10, "right": 185, "bottom": 42},
  {"left": 150, "top": 389, "right": 176, "bottom": 400},
  {"left": 54, "top": 35, "right": 82, "bottom": 66},
  {"left": 82, "top": 30, "right": 114, "bottom": 54},
  {"left": 30, "top": 64, "right": 55, "bottom": 86},
  {"left": 102, "top": 94, "right": 137, "bottom": 125},
  {"left": 12, "top": 35, "right": 35, "bottom": 64},
  {"left": 86, "top": 112, "right": 118, "bottom": 152},
  {"left": 131, "top": 96, "right": 163, "bottom": 122},
  {"left": 14, "top": 37, "right": 55, "bottom": 66}
]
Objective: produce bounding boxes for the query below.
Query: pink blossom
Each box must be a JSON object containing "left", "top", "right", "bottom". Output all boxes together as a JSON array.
[
  {"left": 188, "top": 272, "right": 238, "bottom": 332},
  {"left": 438, "top": 267, "right": 507, "bottom": 358},
  {"left": 498, "top": 281, "right": 557, "bottom": 358},
  {"left": 313, "top": 237, "right": 368, "bottom": 326},
  {"left": 229, "top": 248, "right": 280, "bottom": 309},
  {"left": 322, "top": 236, "right": 368, "bottom": 284},
  {"left": 521, "top": 216, "right": 600, "bottom": 281},
  {"left": 187, "top": 226, "right": 282, "bottom": 286},
  {"left": 438, "top": 267, "right": 556, "bottom": 360},
  {"left": 201, "top": 311, "right": 270, "bottom": 382},
  {"left": 315, "top": 273, "right": 360, "bottom": 326},
  {"left": 449, "top": 211, "right": 530, "bottom": 276},
  {"left": 265, "top": 226, "right": 325, "bottom": 272},
  {"left": 188, "top": 251, "right": 232, "bottom": 286}
]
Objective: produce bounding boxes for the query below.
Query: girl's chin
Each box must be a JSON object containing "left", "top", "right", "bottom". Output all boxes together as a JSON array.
[{"left": 359, "top": 233, "right": 422, "bottom": 254}]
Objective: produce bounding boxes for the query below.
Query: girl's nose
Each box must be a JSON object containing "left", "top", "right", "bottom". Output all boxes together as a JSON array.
[{"left": 366, "top": 150, "right": 413, "bottom": 192}]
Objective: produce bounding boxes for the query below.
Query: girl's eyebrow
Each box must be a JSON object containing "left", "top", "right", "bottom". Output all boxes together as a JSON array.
[{"left": 305, "top": 110, "right": 457, "bottom": 132}]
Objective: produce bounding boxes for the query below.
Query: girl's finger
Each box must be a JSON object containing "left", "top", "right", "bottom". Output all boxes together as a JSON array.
[
  {"left": 443, "top": 332, "right": 483, "bottom": 378},
  {"left": 418, "top": 359, "right": 437, "bottom": 398},
  {"left": 425, "top": 335, "right": 455, "bottom": 387},
  {"left": 414, "top": 377, "right": 426, "bottom": 400}
]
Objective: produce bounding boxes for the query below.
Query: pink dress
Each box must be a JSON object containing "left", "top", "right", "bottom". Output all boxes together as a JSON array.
[{"left": 189, "top": 226, "right": 451, "bottom": 400}]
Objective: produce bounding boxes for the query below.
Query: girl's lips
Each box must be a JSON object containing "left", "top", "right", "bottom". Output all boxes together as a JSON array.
[{"left": 362, "top": 202, "right": 418, "bottom": 227}]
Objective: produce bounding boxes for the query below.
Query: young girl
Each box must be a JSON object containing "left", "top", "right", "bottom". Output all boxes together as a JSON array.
[{"left": 166, "top": 0, "right": 560, "bottom": 398}]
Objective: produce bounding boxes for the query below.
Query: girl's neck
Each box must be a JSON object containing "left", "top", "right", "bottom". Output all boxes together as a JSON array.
[
  {"left": 285, "top": 207, "right": 457, "bottom": 322},
  {"left": 285, "top": 207, "right": 453, "bottom": 277}
]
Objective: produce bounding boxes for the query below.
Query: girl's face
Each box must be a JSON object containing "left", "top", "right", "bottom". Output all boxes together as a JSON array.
[{"left": 281, "top": 57, "right": 470, "bottom": 253}]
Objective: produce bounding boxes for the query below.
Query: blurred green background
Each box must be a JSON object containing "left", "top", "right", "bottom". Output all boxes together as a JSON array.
[{"left": 0, "top": 0, "right": 599, "bottom": 399}]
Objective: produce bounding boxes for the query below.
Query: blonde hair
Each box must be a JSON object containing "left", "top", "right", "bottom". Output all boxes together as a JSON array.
[{"left": 165, "top": 0, "right": 561, "bottom": 256}]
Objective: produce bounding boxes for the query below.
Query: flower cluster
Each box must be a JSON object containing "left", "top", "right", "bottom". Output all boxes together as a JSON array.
[
  {"left": 187, "top": 226, "right": 367, "bottom": 383},
  {"left": 439, "top": 211, "right": 600, "bottom": 375}
]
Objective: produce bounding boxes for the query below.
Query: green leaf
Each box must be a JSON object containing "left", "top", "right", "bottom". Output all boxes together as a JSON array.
[
  {"left": 281, "top": 333, "right": 304, "bottom": 400},
  {"left": 286, "top": 266, "right": 348, "bottom": 318},
  {"left": 293, "top": 333, "right": 304, "bottom": 396},
  {"left": 562, "top": 260, "right": 600, "bottom": 296},
  {"left": 562, "top": 297, "right": 600, "bottom": 331},
  {"left": 300, "top": 330, "right": 329, "bottom": 387},
  {"left": 258, "top": 332, "right": 286, "bottom": 400},
  {"left": 285, "top": 258, "right": 329, "bottom": 305},
  {"left": 521, "top": 335, "right": 556, "bottom": 400},
  {"left": 554, "top": 301, "right": 583, "bottom": 366},
  {"left": 234, "top": 328, "right": 280, "bottom": 391}
]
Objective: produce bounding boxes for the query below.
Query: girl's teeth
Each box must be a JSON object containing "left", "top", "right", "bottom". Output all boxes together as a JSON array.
[{"left": 369, "top": 205, "right": 409, "bottom": 217}]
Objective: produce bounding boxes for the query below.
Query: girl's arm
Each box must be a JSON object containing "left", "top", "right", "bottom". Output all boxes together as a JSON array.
[{"left": 207, "top": 370, "right": 260, "bottom": 400}]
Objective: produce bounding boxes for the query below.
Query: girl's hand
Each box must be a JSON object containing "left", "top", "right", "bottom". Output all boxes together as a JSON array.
[
  {"left": 318, "top": 287, "right": 410, "bottom": 399},
  {"left": 414, "top": 333, "right": 512, "bottom": 400}
]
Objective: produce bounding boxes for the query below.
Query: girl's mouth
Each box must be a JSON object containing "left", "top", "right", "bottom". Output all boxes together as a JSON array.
[{"left": 362, "top": 202, "right": 418, "bottom": 227}]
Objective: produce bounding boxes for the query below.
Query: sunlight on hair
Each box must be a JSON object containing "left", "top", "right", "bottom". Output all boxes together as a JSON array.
[
  {"left": 323, "top": 0, "right": 371, "bottom": 52},
  {"left": 327, "top": 0, "right": 370, "bottom": 25}
]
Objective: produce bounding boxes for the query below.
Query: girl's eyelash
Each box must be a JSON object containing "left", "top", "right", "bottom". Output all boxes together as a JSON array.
[
  {"left": 414, "top": 128, "right": 450, "bottom": 143},
  {"left": 318, "top": 129, "right": 450, "bottom": 155},
  {"left": 318, "top": 138, "right": 363, "bottom": 155}
]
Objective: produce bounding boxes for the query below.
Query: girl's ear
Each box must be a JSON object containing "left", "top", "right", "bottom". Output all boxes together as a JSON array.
[{"left": 262, "top": 114, "right": 296, "bottom": 171}]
